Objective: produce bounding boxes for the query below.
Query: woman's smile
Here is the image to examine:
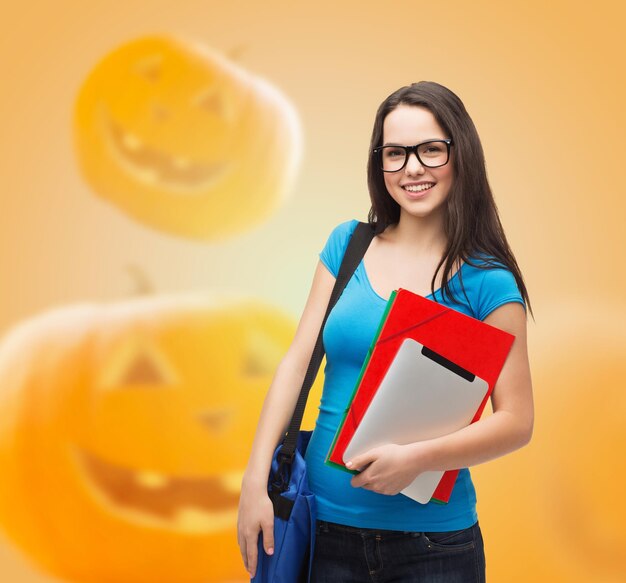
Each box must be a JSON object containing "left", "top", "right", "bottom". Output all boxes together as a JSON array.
[{"left": 401, "top": 181, "right": 436, "bottom": 199}]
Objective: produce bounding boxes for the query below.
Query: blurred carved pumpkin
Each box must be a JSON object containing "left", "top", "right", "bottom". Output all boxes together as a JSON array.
[
  {"left": 0, "top": 294, "right": 322, "bottom": 582},
  {"left": 73, "top": 35, "right": 302, "bottom": 241},
  {"left": 473, "top": 300, "right": 626, "bottom": 582}
]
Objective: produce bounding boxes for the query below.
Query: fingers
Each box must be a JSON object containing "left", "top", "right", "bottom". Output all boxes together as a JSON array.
[
  {"left": 347, "top": 450, "right": 377, "bottom": 487},
  {"left": 346, "top": 450, "right": 375, "bottom": 470},
  {"left": 351, "top": 472, "right": 367, "bottom": 488},
  {"left": 350, "top": 462, "right": 373, "bottom": 487},
  {"left": 245, "top": 533, "right": 258, "bottom": 579},
  {"left": 237, "top": 494, "right": 275, "bottom": 578},
  {"left": 241, "top": 518, "right": 274, "bottom": 578},
  {"left": 238, "top": 535, "right": 248, "bottom": 573},
  {"left": 261, "top": 517, "right": 275, "bottom": 557},
  {"left": 345, "top": 458, "right": 358, "bottom": 469},
  {"left": 237, "top": 525, "right": 259, "bottom": 579}
]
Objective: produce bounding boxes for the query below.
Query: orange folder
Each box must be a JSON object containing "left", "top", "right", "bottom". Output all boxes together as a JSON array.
[{"left": 326, "top": 288, "right": 516, "bottom": 504}]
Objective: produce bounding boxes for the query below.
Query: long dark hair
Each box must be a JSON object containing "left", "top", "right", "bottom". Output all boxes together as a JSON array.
[{"left": 366, "top": 81, "right": 534, "bottom": 320}]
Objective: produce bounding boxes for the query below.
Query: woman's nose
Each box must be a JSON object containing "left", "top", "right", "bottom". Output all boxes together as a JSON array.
[{"left": 405, "top": 152, "right": 425, "bottom": 174}]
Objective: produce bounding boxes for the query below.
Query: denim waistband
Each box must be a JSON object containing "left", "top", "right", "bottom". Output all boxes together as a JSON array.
[
  {"left": 316, "top": 519, "right": 425, "bottom": 538},
  {"left": 316, "top": 518, "right": 478, "bottom": 538}
]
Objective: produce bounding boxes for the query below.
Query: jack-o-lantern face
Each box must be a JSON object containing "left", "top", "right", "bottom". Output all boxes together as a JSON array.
[
  {"left": 0, "top": 295, "right": 322, "bottom": 582},
  {"left": 73, "top": 35, "right": 302, "bottom": 241}
]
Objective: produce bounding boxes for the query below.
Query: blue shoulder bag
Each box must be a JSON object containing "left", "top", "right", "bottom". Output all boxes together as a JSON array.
[{"left": 251, "top": 221, "right": 375, "bottom": 583}]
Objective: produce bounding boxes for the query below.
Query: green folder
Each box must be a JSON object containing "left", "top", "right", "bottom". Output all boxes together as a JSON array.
[{"left": 324, "top": 289, "right": 397, "bottom": 475}]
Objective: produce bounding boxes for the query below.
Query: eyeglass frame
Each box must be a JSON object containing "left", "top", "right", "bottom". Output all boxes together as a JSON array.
[{"left": 372, "top": 139, "right": 454, "bottom": 172}]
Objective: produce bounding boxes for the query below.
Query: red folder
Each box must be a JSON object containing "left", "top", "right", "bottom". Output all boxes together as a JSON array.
[{"left": 326, "top": 288, "right": 516, "bottom": 504}]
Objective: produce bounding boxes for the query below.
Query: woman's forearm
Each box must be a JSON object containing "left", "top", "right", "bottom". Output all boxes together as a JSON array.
[
  {"left": 407, "top": 410, "right": 533, "bottom": 473},
  {"left": 241, "top": 359, "right": 307, "bottom": 490}
]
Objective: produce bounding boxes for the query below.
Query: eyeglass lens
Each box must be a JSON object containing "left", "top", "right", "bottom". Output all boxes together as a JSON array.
[{"left": 379, "top": 142, "right": 449, "bottom": 171}]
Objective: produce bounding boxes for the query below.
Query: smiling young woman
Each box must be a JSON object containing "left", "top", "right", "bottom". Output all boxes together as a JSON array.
[{"left": 239, "top": 81, "right": 534, "bottom": 582}]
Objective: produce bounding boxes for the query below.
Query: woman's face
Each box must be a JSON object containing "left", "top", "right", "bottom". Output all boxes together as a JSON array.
[{"left": 381, "top": 104, "right": 454, "bottom": 222}]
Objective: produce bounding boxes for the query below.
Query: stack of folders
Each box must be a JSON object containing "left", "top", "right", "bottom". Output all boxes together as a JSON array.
[{"left": 325, "top": 288, "right": 516, "bottom": 504}]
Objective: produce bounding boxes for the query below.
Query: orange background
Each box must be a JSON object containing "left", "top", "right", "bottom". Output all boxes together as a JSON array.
[{"left": 0, "top": 0, "right": 624, "bottom": 581}]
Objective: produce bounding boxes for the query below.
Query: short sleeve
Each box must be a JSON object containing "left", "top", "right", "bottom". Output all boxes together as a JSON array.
[
  {"left": 318, "top": 219, "right": 359, "bottom": 278},
  {"left": 476, "top": 267, "right": 526, "bottom": 321}
]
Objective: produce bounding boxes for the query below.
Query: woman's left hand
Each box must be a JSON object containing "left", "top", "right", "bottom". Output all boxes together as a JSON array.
[{"left": 347, "top": 443, "right": 429, "bottom": 495}]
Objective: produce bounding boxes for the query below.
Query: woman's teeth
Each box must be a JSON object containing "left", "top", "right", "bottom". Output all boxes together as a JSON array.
[{"left": 403, "top": 183, "right": 435, "bottom": 192}]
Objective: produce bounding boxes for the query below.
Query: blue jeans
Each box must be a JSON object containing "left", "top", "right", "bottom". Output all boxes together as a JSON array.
[{"left": 310, "top": 519, "right": 486, "bottom": 583}]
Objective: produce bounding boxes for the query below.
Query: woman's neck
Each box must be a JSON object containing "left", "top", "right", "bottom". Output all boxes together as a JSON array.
[{"left": 383, "top": 211, "right": 448, "bottom": 259}]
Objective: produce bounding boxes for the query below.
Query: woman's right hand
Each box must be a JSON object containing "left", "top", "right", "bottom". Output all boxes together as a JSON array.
[
  {"left": 237, "top": 481, "right": 275, "bottom": 579},
  {"left": 235, "top": 259, "right": 337, "bottom": 577}
]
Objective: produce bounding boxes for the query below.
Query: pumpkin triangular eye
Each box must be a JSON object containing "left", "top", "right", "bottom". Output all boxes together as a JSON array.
[
  {"left": 193, "top": 87, "right": 230, "bottom": 120},
  {"left": 121, "top": 351, "right": 168, "bottom": 385},
  {"left": 134, "top": 54, "right": 163, "bottom": 82},
  {"left": 243, "top": 328, "right": 284, "bottom": 378},
  {"left": 99, "top": 338, "right": 177, "bottom": 390}
]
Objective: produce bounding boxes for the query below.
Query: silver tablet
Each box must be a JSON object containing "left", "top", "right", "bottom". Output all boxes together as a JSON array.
[{"left": 343, "top": 338, "right": 489, "bottom": 503}]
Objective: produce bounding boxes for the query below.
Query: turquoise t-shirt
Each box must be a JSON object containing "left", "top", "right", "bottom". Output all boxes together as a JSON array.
[{"left": 304, "top": 219, "right": 526, "bottom": 531}]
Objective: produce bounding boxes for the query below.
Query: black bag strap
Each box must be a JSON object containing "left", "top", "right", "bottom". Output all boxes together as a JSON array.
[{"left": 278, "top": 221, "right": 375, "bottom": 462}]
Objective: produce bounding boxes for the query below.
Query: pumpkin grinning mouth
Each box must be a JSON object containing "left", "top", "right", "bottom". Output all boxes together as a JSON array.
[
  {"left": 72, "top": 446, "right": 241, "bottom": 532},
  {"left": 100, "top": 105, "right": 234, "bottom": 192}
]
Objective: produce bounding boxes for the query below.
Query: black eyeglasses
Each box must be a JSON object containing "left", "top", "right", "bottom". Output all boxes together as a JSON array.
[{"left": 372, "top": 139, "right": 453, "bottom": 172}]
